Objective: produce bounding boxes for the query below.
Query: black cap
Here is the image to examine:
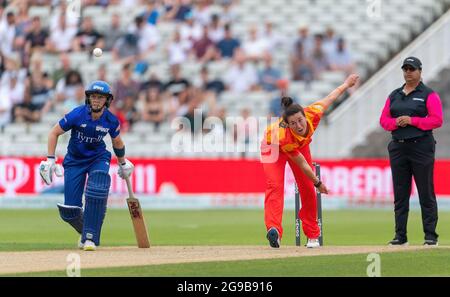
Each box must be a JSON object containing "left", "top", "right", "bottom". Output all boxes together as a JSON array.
[{"left": 402, "top": 57, "right": 422, "bottom": 70}]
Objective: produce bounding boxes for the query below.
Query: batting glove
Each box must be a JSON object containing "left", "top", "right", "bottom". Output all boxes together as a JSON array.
[
  {"left": 39, "top": 156, "right": 63, "bottom": 185},
  {"left": 118, "top": 159, "right": 134, "bottom": 179}
]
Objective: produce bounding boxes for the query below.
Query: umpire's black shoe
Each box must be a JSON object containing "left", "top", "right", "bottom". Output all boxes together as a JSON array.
[
  {"left": 388, "top": 238, "right": 409, "bottom": 246},
  {"left": 267, "top": 227, "right": 280, "bottom": 248},
  {"left": 424, "top": 239, "right": 439, "bottom": 246}
]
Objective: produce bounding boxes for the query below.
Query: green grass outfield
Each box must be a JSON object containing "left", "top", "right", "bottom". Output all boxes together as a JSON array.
[{"left": 1, "top": 209, "right": 449, "bottom": 276}]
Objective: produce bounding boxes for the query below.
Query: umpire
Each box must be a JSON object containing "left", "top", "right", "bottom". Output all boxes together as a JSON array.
[{"left": 380, "top": 57, "right": 443, "bottom": 246}]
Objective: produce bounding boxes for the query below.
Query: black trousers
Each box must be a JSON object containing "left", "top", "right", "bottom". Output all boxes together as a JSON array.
[{"left": 388, "top": 135, "right": 439, "bottom": 241}]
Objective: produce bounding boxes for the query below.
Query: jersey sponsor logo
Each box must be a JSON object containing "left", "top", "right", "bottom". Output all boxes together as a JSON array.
[
  {"left": 76, "top": 131, "right": 104, "bottom": 144},
  {"left": 80, "top": 124, "right": 87, "bottom": 128},
  {"left": 412, "top": 98, "right": 425, "bottom": 102},
  {"left": 95, "top": 125, "right": 109, "bottom": 133}
]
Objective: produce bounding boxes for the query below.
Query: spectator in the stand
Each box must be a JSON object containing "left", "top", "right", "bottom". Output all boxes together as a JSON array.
[
  {"left": 47, "top": 14, "right": 77, "bottom": 53},
  {"left": 310, "top": 34, "right": 330, "bottom": 79},
  {"left": 0, "top": 12, "right": 17, "bottom": 57},
  {"left": 129, "top": 16, "right": 160, "bottom": 55},
  {"left": 208, "top": 14, "right": 224, "bottom": 43},
  {"left": 113, "top": 63, "right": 140, "bottom": 108},
  {"left": 269, "top": 79, "right": 299, "bottom": 118},
  {"left": 329, "top": 38, "right": 356, "bottom": 76},
  {"left": 141, "top": 0, "right": 160, "bottom": 25},
  {"left": 164, "top": 63, "right": 191, "bottom": 119},
  {"left": 0, "top": 70, "right": 26, "bottom": 126},
  {"left": 112, "top": 32, "right": 140, "bottom": 64},
  {"left": 54, "top": 69, "right": 83, "bottom": 105},
  {"left": 192, "top": 0, "right": 212, "bottom": 26},
  {"left": 323, "top": 27, "right": 338, "bottom": 59},
  {"left": 13, "top": 86, "right": 41, "bottom": 123},
  {"left": 97, "top": 64, "right": 108, "bottom": 82},
  {"left": 216, "top": 24, "right": 240, "bottom": 59},
  {"left": 220, "top": 0, "right": 237, "bottom": 24},
  {"left": 183, "top": 94, "right": 204, "bottom": 134},
  {"left": 179, "top": 11, "right": 203, "bottom": 42},
  {"left": 192, "top": 26, "right": 217, "bottom": 63},
  {"left": 14, "top": 0, "right": 31, "bottom": 38},
  {"left": 164, "top": 63, "right": 191, "bottom": 98},
  {"left": 29, "top": 56, "right": 53, "bottom": 110},
  {"left": 12, "top": 1, "right": 31, "bottom": 61},
  {"left": 260, "top": 21, "right": 283, "bottom": 54},
  {"left": 223, "top": 48, "right": 258, "bottom": 93},
  {"left": 291, "top": 41, "right": 314, "bottom": 83},
  {"left": 167, "top": 30, "right": 192, "bottom": 65},
  {"left": 207, "top": 105, "right": 227, "bottom": 137},
  {"left": 25, "top": 17, "right": 48, "bottom": 57},
  {"left": 164, "top": 0, "right": 193, "bottom": 22},
  {"left": 51, "top": 53, "right": 73, "bottom": 84},
  {"left": 258, "top": 53, "right": 281, "bottom": 92},
  {"left": 196, "top": 65, "right": 225, "bottom": 95},
  {"left": 142, "top": 87, "right": 165, "bottom": 130},
  {"left": 104, "top": 13, "right": 124, "bottom": 51},
  {"left": 140, "top": 70, "right": 164, "bottom": 92},
  {"left": 294, "top": 25, "right": 313, "bottom": 57},
  {"left": 72, "top": 16, "right": 104, "bottom": 52},
  {"left": 121, "top": 92, "right": 140, "bottom": 129},
  {"left": 49, "top": 1, "right": 78, "bottom": 31},
  {"left": 242, "top": 26, "right": 269, "bottom": 63}
]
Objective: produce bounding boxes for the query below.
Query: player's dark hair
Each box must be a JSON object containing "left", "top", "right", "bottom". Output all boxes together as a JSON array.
[{"left": 281, "top": 97, "right": 305, "bottom": 123}]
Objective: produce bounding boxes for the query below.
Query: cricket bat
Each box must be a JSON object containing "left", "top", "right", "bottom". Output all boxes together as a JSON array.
[{"left": 125, "top": 176, "right": 150, "bottom": 248}]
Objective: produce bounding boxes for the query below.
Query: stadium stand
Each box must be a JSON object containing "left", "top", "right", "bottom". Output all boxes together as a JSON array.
[{"left": 0, "top": 0, "right": 449, "bottom": 158}]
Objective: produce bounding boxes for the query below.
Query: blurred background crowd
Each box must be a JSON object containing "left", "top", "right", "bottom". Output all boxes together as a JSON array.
[{"left": 0, "top": 0, "right": 356, "bottom": 134}]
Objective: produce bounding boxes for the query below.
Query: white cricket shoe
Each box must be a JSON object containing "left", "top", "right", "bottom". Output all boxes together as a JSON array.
[
  {"left": 83, "top": 240, "right": 96, "bottom": 251},
  {"left": 306, "top": 238, "right": 320, "bottom": 248}
]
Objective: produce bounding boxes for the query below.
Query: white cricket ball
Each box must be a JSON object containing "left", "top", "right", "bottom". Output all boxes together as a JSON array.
[{"left": 93, "top": 47, "right": 103, "bottom": 57}]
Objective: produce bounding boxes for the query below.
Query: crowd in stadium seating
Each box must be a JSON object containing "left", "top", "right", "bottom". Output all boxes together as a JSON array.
[{"left": 0, "top": 0, "right": 355, "bottom": 133}]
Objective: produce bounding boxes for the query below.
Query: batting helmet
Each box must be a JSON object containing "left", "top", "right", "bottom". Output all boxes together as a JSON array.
[{"left": 85, "top": 80, "right": 114, "bottom": 108}]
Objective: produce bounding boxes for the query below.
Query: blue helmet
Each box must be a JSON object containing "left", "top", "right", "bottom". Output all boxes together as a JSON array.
[{"left": 85, "top": 80, "right": 114, "bottom": 108}]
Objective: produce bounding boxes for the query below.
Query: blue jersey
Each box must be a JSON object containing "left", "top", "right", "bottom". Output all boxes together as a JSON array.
[{"left": 59, "top": 105, "right": 120, "bottom": 159}]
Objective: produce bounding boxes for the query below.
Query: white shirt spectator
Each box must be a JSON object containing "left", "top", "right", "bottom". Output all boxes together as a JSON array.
[
  {"left": 180, "top": 22, "right": 203, "bottom": 42},
  {"left": 128, "top": 23, "right": 160, "bottom": 53},
  {"left": 168, "top": 39, "right": 192, "bottom": 65},
  {"left": 208, "top": 26, "right": 225, "bottom": 43},
  {"left": 192, "top": 5, "right": 212, "bottom": 26},
  {"left": 242, "top": 37, "right": 269, "bottom": 59},
  {"left": 0, "top": 21, "right": 16, "bottom": 57},
  {"left": 50, "top": 11, "right": 78, "bottom": 31},
  {"left": 49, "top": 26, "right": 77, "bottom": 52},
  {"left": 323, "top": 37, "right": 338, "bottom": 59},
  {"left": 223, "top": 63, "right": 258, "bottom": 93},
  {"left": 329, "top": 48, "right": 353, "bottom": 68}
]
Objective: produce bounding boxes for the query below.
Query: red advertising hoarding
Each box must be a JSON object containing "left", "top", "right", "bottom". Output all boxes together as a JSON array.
[{"left": 1, "top": 157, "right": 450, "bottom": 198}]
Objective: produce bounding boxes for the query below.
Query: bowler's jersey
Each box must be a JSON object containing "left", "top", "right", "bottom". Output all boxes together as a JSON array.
[
  {"left": 262, "top": 102, "right": 325, "bottom": 157},
  {"left": 59, "top": 105, "right": 120, "bottom": 159}
]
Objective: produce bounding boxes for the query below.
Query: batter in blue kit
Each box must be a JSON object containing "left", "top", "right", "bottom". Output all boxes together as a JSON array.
[{"left": 39, "top": 81, "right": 135, "bottom": 251}]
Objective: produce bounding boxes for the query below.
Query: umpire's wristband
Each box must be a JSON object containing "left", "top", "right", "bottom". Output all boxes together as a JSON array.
[{"left": 314, "top": 180, "right": 322, "bottom": 188}]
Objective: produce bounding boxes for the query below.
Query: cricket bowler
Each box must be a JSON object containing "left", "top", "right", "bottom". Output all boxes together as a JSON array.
[
  {"left": 261, "top": 74, "right": 359, "bottom": 248},
  {"left": 39, "top": 80, "right": 135, "bottom": 251}
]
